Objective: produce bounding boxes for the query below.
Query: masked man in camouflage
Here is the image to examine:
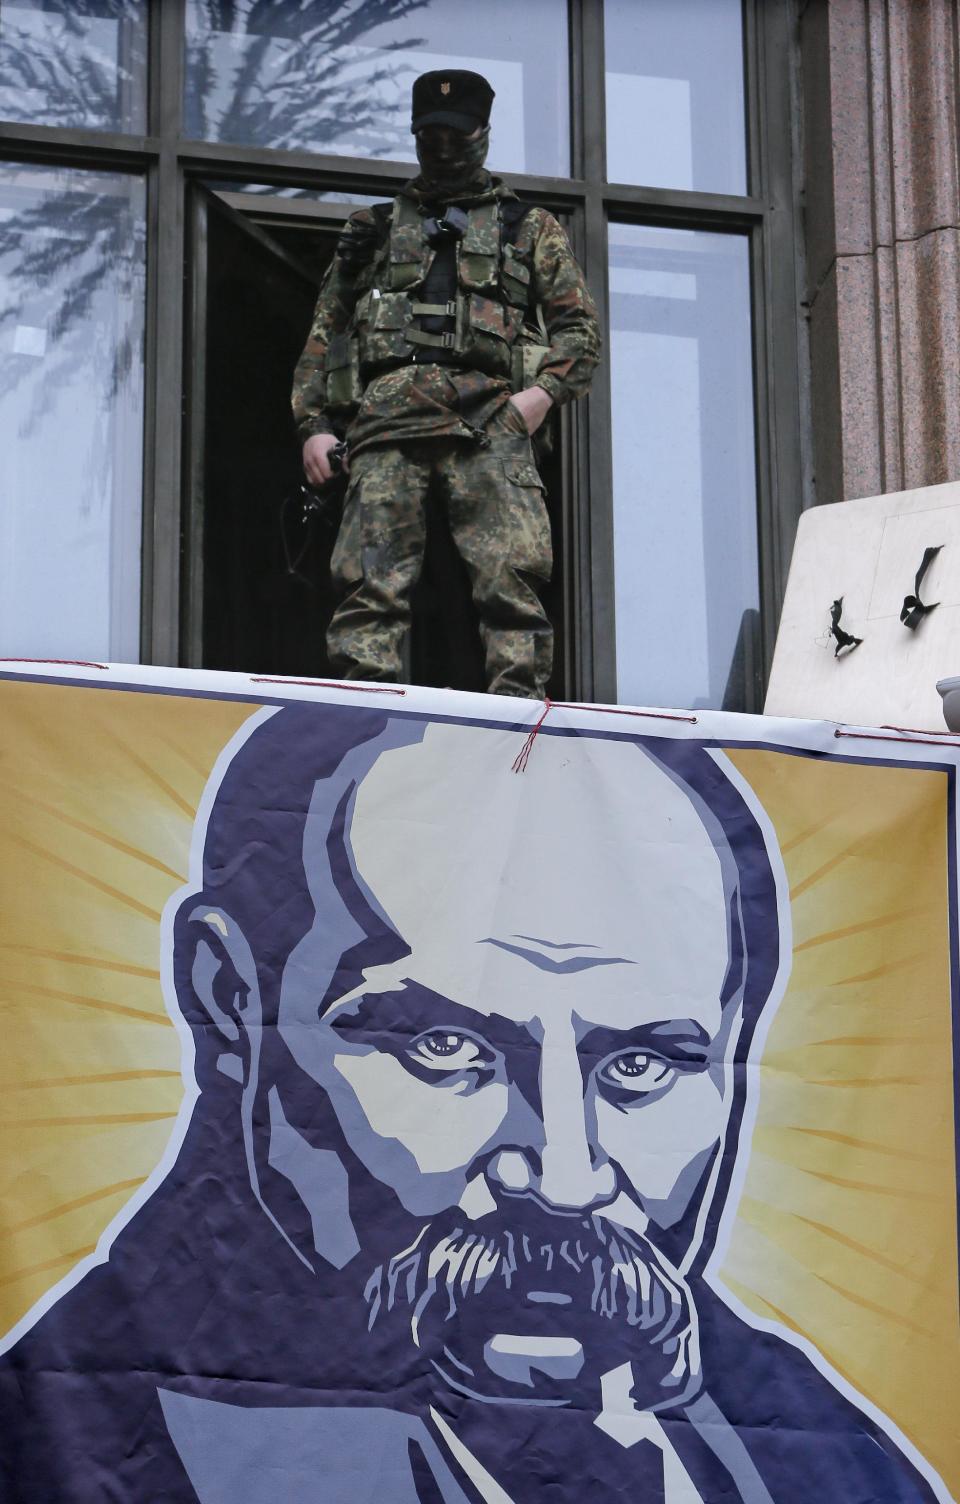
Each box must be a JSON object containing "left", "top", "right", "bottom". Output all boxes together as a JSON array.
[{"left": 292, "top": 70, "right": 601, "bottom": 698}]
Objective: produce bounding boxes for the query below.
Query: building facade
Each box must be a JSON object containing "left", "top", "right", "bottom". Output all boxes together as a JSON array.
[{"left": 0, "top": 0, "right": 949, "bottom": 713}]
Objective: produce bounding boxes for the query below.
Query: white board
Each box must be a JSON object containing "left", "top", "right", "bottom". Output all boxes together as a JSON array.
[{"left": 765, "top": 480, "right": 960, "bottom": 730}]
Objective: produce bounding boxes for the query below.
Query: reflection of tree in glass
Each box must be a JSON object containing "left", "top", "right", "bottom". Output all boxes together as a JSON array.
[
  {"left": 1, "top": 0, "right": 428, "bottom": 434},
  {"left": 187, "top": 0, "right": 429, "bottom": 154},
  {"left": 0, "top": 0, "right": 145, "bottom": 131},
  {"left": 0, "top": 2, "right": 146, "bottom": 435},
  {"left": 0, "top": 180, "right": 145, "bottom": 441}
]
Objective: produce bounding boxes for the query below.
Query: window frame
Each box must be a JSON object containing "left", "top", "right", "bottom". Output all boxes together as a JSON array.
[{"left": 0, "top": 0, "right": 806, "bottom": 707}]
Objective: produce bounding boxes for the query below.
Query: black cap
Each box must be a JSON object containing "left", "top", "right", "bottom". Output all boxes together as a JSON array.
[{"left": 411, "top": 70, "right": 495, "bottom": 133}]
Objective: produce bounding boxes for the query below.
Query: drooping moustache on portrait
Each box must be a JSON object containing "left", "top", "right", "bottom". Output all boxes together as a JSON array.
[{"left": 362, "top": 1199, "right": 702, "bottom": 1411}]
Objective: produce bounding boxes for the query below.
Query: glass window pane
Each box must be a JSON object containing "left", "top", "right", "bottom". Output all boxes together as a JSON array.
[
  {"left": 604, "top": 0, "right": 746, "bottom": 194},
  {"left": 204, "top": 181, "right": 385, "bottom": 206},
  {"left": 0, "top": 167, "right": 146, "bottom": 662},
  {"left": 0, "top": 1, "right": 147, "bottom": 133},
  {"left": 185, "top": 0, "right": 569, "bottom": 176},
  {"left": 609, "top": 223, "right": 759, "bottom": 712}
]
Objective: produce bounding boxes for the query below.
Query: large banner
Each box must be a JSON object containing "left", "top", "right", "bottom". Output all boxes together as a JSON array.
[{"left": 0, "top": 665, "right": 957, "bottom": 1503}]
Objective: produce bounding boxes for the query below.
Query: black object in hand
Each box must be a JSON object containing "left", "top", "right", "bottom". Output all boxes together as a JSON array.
[
  {"left": 279, "top": 444, "right": 349, "bottom": 587},
  {"left": 300, "top": 443, "right": 348, "bottom": 526}
]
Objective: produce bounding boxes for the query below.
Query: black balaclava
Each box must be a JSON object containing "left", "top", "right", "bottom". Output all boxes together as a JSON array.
[{"left": 415, "top": 124, "right": 491, "bottom": 195}]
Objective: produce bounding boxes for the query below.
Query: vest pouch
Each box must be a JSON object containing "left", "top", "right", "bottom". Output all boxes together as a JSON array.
[
  {"left": 358, "top": 290, "right": 413, "bottom": 367},
  {"left": 465, "top": 294, "right": 519, "bottom": 376},
  {"left": 387, "top": 195, "right": 426, "bottom": 290},
  {"left": 501, "top": 253, "right": 531, "bottom": 310},
  {"left": 324, "top": 331, "right": 363, "bottom": 415},
  {"left": 458, "top": 201, "right": 500, "bottom": 292},
  {"left": 459, "top": 252, "right": 499, "bottom": 291}
]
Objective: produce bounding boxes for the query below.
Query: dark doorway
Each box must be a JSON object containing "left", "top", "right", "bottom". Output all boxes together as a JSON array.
[
  {"left": 184, "top": 188, "right": 333, "bottom": 677},
  {"left": 184, "top": 188, "right": 567, "bottom": 694}
]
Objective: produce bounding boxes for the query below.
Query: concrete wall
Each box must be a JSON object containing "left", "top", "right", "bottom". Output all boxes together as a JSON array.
[{"left": 801, "top": 0, "right": 960, "bottom": 503}]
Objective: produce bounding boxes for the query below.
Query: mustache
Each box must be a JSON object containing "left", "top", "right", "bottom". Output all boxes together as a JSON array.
[{"left": 363, "top": 1205, "right": 689, "bottom": 1345}]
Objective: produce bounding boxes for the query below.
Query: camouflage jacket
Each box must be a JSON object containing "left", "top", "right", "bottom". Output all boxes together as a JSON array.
[{"left": 291, "top": 174, "right": 601, "bottom": 456}]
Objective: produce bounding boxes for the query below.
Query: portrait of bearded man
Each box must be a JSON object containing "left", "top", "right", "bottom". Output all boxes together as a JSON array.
[{"left": 0, "top": 705, "right": 942, "bottom": 1504}]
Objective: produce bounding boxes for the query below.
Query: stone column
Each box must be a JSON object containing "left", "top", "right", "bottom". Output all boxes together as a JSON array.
[{"left": 801, "top": 0, "right": 960, "bottom": 503}]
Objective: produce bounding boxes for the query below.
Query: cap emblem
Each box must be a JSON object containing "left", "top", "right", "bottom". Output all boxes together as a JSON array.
[{"left": 440, "top": 81, "right": 451, "bottom": 95}]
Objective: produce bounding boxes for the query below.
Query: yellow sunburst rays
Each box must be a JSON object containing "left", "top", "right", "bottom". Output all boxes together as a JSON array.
[
  {"left": 0, "top": 680, "right": 258, "bottom": 1336},
  {"left": 723, "top": 750, "right": 960, "bottom": 1497}
]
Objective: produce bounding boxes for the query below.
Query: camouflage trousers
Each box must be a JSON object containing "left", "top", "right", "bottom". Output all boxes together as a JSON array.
[{"left": 328, "top": 401, "right": 553, "bottom": 698}]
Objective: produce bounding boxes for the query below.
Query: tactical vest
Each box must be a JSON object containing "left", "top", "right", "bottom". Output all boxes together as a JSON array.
[{"left": 323, "top": 195, "right": 546, "bottom": 416}]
